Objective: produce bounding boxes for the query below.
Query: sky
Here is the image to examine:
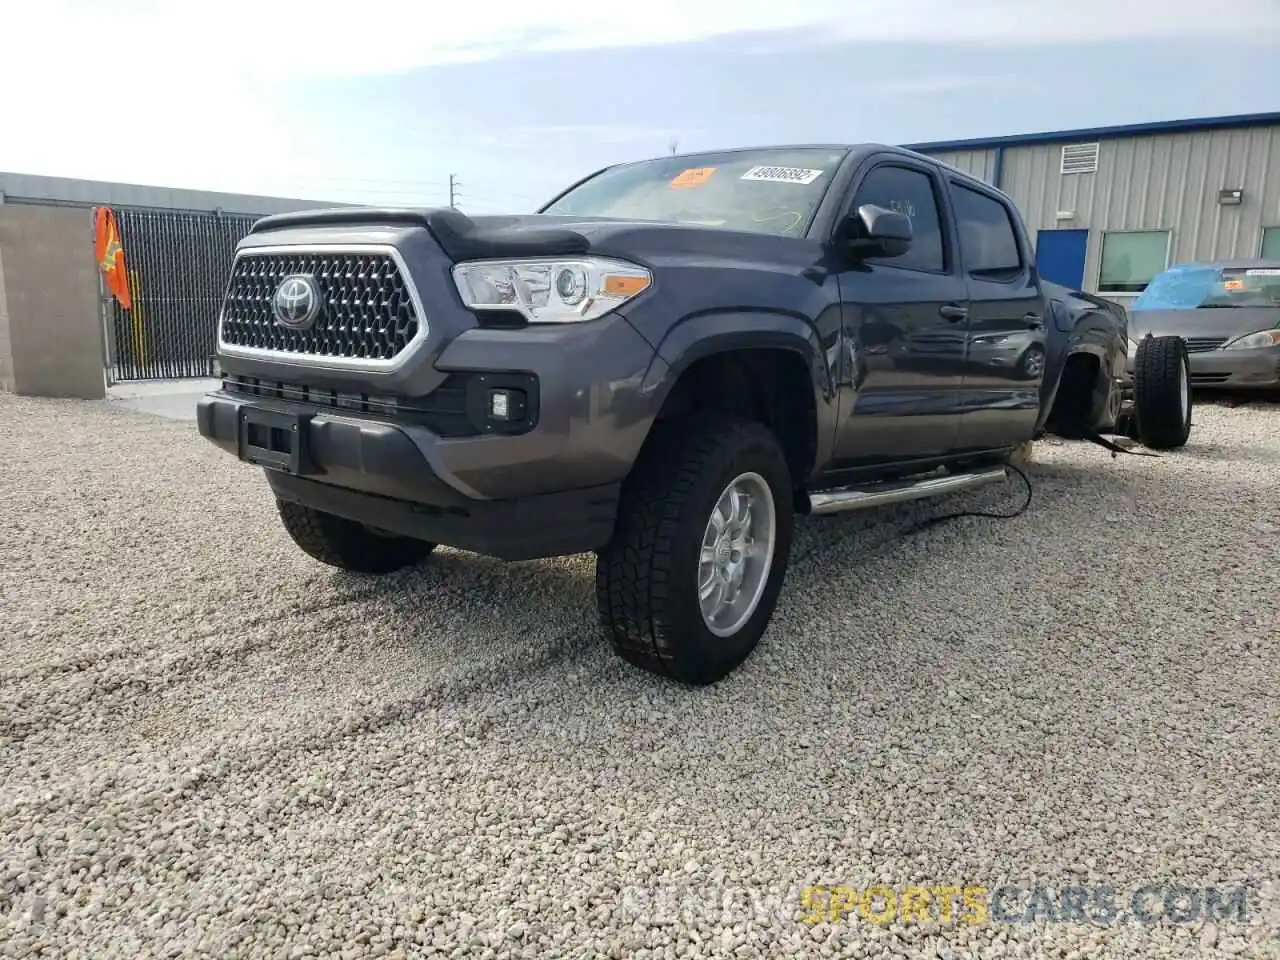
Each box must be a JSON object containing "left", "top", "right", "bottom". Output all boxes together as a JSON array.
[{"left": 2, "top": 0, "right": 1278, "bottom": 214}]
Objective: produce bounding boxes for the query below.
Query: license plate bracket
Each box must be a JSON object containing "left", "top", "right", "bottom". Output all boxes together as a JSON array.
[{"left": 236, "top": 406, "right": 313, "bottom": 475}]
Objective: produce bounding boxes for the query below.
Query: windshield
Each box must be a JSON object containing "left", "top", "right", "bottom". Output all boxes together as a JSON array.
[
  {"left": 540, "top": 147, "right": 849, "bottom": 238},
  {"left": 1132, "top": 264, "right": 1280, "bottom": 310}
]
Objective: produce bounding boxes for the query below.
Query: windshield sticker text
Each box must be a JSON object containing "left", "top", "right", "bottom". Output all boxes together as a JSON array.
[
  {"left": 670, "top": 167, "right": 717, "bottom": 189},
  {"left": 740, "top": 166, "right": 825, "bottom": 185},
  {"left": 1245, "top": 268, "right": 1280, "bottom": 276}
]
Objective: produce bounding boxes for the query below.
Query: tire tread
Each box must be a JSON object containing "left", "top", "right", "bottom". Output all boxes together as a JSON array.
[
  {"left": 596, "top": 416, "right": 791, "bottom": 684},
  {"left": 1133, "top": 335, "right": 1192, "bottom": 450}
]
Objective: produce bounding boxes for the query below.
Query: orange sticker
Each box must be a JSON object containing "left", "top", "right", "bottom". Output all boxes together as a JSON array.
[
  {"left": 669, "top": 167, "right": 716, "bottom": 189},
  {"left": 1224, "top": 279, "right": 1244, "bottom": 290}
]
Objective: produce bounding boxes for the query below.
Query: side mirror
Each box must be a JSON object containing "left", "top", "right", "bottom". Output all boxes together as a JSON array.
[{"left": 842, "top": 203, "right": 913, "bottom": 259}]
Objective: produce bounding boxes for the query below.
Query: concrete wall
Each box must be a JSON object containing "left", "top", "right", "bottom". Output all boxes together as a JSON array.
[
  {"left": 919, "top": 123, "right": 1280, "bottom": 301},
  {"left": 0, "top": 239, "right": 12, "bottom": 392},
  {"left": 0, "top": 204, "right": 105, "bottom": 399},
  {"left": 0, "top": 173, "right": 340, "bottom": 397}
]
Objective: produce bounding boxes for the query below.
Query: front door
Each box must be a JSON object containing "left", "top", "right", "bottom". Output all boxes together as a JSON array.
[
  {"left": 947, "top": 179, "right": 1048, "bottom": 450},
  {"left": 1035, "top": 228, "right": 1089, "bottom": 290},
  {"left": 831, "top": 159, "right": 969, "bottom": 466}
]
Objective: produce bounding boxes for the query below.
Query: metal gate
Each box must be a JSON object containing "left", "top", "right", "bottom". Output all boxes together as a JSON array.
[{"left": 102, "top": 208, "right": 256, "bottom": 382}]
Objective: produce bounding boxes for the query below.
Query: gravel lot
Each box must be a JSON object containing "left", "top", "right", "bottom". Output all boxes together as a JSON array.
[{"left": 2, "top": 391, "right": 1278, "bottom": 959}]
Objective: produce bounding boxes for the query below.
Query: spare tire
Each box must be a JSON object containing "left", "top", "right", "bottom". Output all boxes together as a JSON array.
[{"left": 1132, "top": 335, "right": 1192, "bottom": 449}]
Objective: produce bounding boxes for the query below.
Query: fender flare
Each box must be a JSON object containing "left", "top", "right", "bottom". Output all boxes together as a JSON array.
[{"left": 637, "top": 309, "right": 838, "bottom": 478}]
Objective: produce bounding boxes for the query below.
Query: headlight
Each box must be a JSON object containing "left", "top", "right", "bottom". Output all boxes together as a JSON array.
[
  {"left": 1223, "top": 329, "right": 1280, "bottom": 350},
  {"left": 452, "top": 257, "right": 652, "bottom": 324}
]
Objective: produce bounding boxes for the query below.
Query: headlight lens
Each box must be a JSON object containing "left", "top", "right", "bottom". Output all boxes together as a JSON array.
[
  {"left": 452, "top": 256, "right": 652, "bottom": 324},
  {"left": 1223, "top": 329, "right": 1280, "bottom": 350}
]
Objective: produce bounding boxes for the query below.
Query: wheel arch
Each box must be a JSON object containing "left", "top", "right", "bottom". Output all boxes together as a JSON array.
[{"left": 638, "top": 311, "right": 838, "bottom": 485}]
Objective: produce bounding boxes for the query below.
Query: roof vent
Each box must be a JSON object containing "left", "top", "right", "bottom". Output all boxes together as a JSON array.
[{"left": 1061, "top": 142, "right": 1100, "bottom": 175}]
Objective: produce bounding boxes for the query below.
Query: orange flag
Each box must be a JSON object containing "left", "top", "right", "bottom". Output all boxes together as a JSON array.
[{"left": 94, "top": 207, "right": 132, "bottom": 310}]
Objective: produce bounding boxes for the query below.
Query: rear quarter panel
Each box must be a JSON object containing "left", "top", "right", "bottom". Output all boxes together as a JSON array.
[{"left": 1038, "top": 281, "right": 1128, "bottom": 432}]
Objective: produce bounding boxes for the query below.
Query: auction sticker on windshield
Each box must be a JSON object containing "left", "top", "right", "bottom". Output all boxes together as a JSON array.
[
  {"left": 741, "top": 166, "right": 825, "bottom": 185},
  {"left": 1245, "top": 268, "right": 1280, "bottom": 276},
  {"left": 670, "top": 167, "right": 717, "bottom": 189}
]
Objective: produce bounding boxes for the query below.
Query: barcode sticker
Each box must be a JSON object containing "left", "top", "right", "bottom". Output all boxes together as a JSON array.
[
  {"left": 1245, "top": 268, "right": 1280, "bottom": 276},
  {"left": 740, "top": 166, "right": 825, "bottom": 185}
]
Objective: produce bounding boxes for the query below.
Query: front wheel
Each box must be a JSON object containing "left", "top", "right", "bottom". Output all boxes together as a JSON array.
[{"left": 595, "top": 417, "right": 794, "bottom": 686}]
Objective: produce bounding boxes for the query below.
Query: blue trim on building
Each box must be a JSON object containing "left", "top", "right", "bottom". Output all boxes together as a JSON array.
[{"left": 904, "top": 111, "right": 1280, "bottom": 154}]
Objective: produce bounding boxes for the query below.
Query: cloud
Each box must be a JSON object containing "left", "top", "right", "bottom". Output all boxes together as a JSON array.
[{"left": 6, "top": 0, "right": 1278, "bottom": 86}]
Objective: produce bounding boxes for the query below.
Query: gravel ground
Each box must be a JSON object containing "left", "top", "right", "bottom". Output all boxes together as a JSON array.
[{"left": 2, "top": 392, "right": 1278, "bottom": 960}]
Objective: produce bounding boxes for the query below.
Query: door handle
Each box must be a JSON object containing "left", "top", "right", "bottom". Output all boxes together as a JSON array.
[
  {"left": 1023, "top": 313, "right": 1044, "bottom": 329},
  {"left": 939, "top": 304, "right": 968, "bottom": 322}
]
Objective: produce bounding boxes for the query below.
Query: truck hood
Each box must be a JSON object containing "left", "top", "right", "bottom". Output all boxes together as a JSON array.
[
  {"left": 1128, "top": 306, "right": 1280, "bottom": 340},
  {"left": 247, "top": 206, "right": 824, "bottom": 270}
]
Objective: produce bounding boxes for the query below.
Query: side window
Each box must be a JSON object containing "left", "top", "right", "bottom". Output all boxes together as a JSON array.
[
  {"left": 850, "top": 165, "right": 945, "bottom": 272},
  {"left": 950, "top": 183, "right": 1023, "bottom": 279}
]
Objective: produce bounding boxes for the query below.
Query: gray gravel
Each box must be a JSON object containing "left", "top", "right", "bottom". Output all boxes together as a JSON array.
[{"left": 2, "top": 391, "right": 1279, "bottom": 960}]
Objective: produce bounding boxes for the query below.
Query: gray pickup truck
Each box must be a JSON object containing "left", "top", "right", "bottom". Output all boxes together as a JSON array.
[{"left": 197, "top": 144, "right": 1190, "bottom": 685}]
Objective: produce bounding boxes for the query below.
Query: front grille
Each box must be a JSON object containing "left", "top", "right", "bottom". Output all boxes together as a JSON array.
[
  {"left": 219, "top": 250, "right": 422, "bottom": 361},
  {"left": 222, "top": 374, "right": 475, "bottom": 437},
  {"left": 1183, "top": 337, "right": 1228, "bottom": 353}
]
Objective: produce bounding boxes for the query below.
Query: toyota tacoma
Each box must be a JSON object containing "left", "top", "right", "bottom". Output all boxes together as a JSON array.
[{"left": 197, "top": 144, "right": 1190, "bottom": 685}]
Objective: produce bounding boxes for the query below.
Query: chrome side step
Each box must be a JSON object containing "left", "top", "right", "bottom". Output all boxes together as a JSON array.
[{"left": 807, "top": 466, "right": 1009, "bottom": 516}]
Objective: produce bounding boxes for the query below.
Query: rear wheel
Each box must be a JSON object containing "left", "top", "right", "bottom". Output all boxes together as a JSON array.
[
  {"left": 276, "top": 501, "right": 436, "bottom": 573},
  {"left": 1132, "top": 335, "right": 1192, "bottom": 449},
  {"left": 595, "top": 416, "right": 794, "bottom": 686}
]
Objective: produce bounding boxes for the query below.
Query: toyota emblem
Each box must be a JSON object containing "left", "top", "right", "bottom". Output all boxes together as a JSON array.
[{"left": 271, "top": 274, "right": 322, "bottom": 329}]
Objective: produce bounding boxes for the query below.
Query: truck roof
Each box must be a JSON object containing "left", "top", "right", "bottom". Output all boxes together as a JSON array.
[{"left": 638, "top": 142, "right": 1005, "bottom": 201}]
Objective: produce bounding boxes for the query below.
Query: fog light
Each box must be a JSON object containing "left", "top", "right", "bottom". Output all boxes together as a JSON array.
[
  {"left": 467, "top": 375, "right": 536, "bottom": 434},
  {"left": 487, "top": 388, "right": 528, "bottom": 423}
]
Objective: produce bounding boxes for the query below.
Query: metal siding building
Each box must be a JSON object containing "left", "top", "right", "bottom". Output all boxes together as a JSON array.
[{"left": 905, "top": 113, "right": 1280, "bottom": 303}]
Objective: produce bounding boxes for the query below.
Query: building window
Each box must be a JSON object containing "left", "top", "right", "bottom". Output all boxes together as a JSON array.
[
  {"left": 1262, "top": 227, "right": 1280, "bottom": 260},
  {"left": 1098, "top": 230, "right": 1170, "bottom": 294}
]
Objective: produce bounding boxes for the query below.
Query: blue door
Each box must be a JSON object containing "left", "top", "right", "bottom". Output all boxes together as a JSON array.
[{"left": 1035, "top": 229, "right": 1089, "bottom": 290}]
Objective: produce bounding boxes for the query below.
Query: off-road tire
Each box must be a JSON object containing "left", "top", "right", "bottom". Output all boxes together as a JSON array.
[
  {"left": 276, "top": 500, "right": 436, "bottom": 574},
  {"left": 595, "top": 416, "right": 794, "bottom": 686},
  {"left": 1133, "top": 335, "right": 1192, "bottom": 450}
]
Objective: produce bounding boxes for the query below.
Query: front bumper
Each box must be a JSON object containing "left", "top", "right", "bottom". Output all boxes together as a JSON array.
[
  {"left": 197, "top": 390, "right": 623, "bottom": 561},
  {"left": 198, "top": 312, "right": 662, "bottom": 562},
  {"left": 1125, "top": 345, "right": 1280, "bottom": 388}
]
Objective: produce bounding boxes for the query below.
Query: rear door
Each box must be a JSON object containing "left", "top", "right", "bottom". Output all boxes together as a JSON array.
[
  {"left": 830, "top": 157, "right": 969, "bottom": 466},
  {"left": 946, "top": 178, "right": 1048, "bottom": 451}
]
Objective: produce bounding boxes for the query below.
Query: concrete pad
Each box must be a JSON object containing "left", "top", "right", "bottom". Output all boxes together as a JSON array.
[{"left": 106, "top": 378, "right": 217, "bottom": 421}]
